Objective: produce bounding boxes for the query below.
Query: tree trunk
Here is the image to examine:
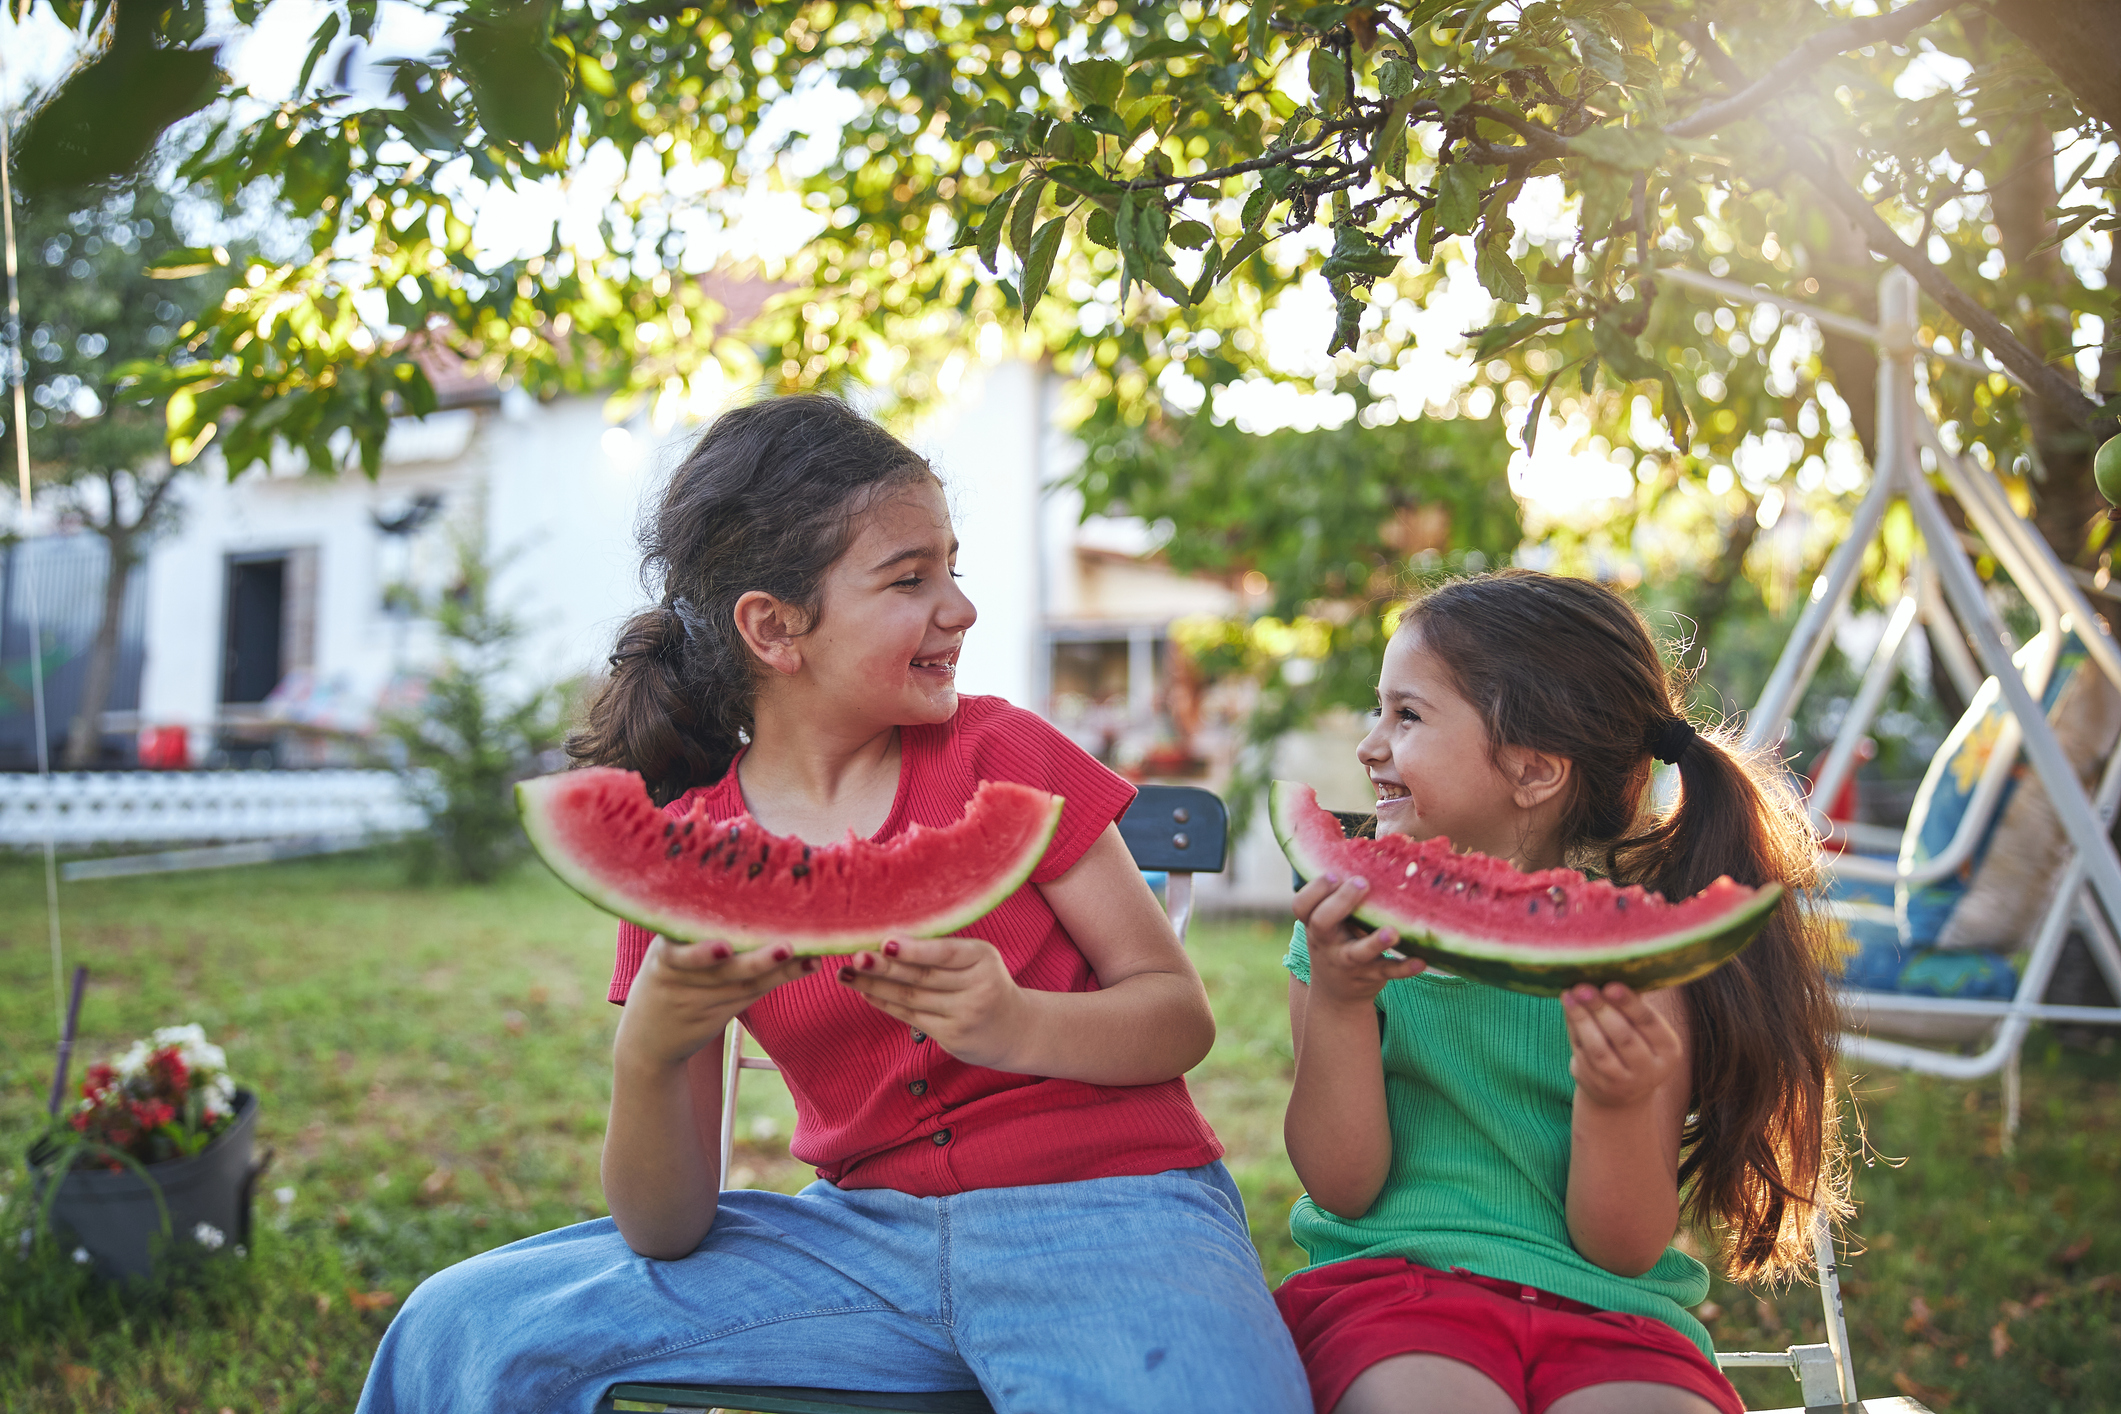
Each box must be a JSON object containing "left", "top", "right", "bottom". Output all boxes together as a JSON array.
[
  {"left": 1989, "top": 0, "right": 2121, "bottom": 136},
  {"left": 63, "top": 531, "right": 134, "bottom": 770}
]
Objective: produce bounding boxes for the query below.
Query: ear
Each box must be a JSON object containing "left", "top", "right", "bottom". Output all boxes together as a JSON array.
[
  {"left": 732, "top": 591, "right": 810, "bottom": 676},
  {"left": 1501, "top": 745, "right": 1572, "bottom": 812}
]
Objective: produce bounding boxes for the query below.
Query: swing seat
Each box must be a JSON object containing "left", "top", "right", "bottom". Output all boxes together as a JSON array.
[
  {"left": 1823, "top": 630, "right": 2121, "bottom": 1079},
  {"left": 595, "top": 785, "right": 1228, "bottom": 1414}
]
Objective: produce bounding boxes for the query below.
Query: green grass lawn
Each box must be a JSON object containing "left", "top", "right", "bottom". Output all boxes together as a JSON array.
[{"left": 3, "top": 853, "right": 2117, "bottom": 1412}]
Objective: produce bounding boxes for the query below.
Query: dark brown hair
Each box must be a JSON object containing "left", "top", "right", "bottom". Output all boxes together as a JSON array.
[
  {"left": 1403, "top": 568, "right": 1847, "bottom": 1284},
  {"left": 566, "top": 395, "right": 935, "bottom": 804}
]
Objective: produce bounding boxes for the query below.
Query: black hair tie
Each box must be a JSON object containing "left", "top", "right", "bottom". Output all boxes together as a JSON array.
[{"left": 1649, "top": 716, "right": 1697, "bottom": 766}]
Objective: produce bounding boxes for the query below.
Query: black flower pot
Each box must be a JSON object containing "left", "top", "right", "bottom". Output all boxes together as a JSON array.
[{"left": 27, "top": 1089, "right": 268, "bottom": 1279}]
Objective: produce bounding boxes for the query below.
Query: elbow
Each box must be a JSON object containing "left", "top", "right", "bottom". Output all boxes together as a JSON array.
[{"left": 1569, "top": 1228, "right": 1669, "bottom": 1278}]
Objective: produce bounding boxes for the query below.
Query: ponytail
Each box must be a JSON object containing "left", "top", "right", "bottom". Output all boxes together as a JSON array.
[
  {"left": 566, "top": 395, "right": 935, "bottom": 805},
  {"left": 1406, "top": 569, "right": 1848, "bottom": 1285},
  {"left": 1613, "top": 722, "right": 1849, "bottom": 1283}
]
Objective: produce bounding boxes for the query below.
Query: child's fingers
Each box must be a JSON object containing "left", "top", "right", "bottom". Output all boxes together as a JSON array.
[
  {"left": 1292, "top": 875, "right": 1342, "bottom": 918},
  {"left": 1302, "top": 876, "right": 1372, "bottom": 939},
  {"left": 1562, "top": 989, "right": 1624, "bottom": 1072},
  {"left": 662, "top": 938, "right": 801, "bottom": 981},
  {"left": 865, "top": 936, "right": 981, "bottom": 971}
]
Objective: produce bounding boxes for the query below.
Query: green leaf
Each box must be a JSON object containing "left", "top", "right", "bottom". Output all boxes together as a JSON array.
[
  {"left": 1474, "top": 238, "right": 1527, "bottom": 305},
  {"left": 1045, "top": 164, "right": 1122, "bottom": 205},
  {"left": 145, "top": 245, "right": 229, "bottom": 279},
  {"left": 450, "top": 0, "right": 574, "bottom": 150},
  {"left": 1378, "top": 57, "right": 1416, "bottom": 99},
  {"left": 297, "top": 12, "right": 343, "bottom": 99},
  {"left": 1435, "top": 162, "right": 1485, "bottom": 235},
  {"left": 1020, "top": 217, "right": 1067, "bottom": 326},
  {"left": 1564, "top": 17, "right": 1627, "bottom": 86},
  {"left": 1247, "top": 0, "right": 1275, "bottom": 63},
  {"left": 1008, "top": 179, "right": 1045, "bottom": 264},
  {"left": 1189, "top": 243, "right": 1224, "bottom": 304},
  {"left": 1591, "top": 315, "right": 1663, "bottom": 383},
  {"left": 976, "top": 180, "right": 1021, "bottom": 274},
  {"left": 1132, "top": 35, "right": 1209, "bottom": 64},
  {"left": 1170, "top": 219, "right": 1213, "bottom": 250},
  {"left": 1307, "top": 47, "right": 1348, "bottom": 112},
  {"left": 1414, "top": 206, "right": 1438, "bottom": 263},
  {"left": 1222, "top": 229, "right": 1268, "bottom": 271},
  {"left": 1373, "top": 96, "right": 1414, "bottom": 183},
  {"left": 1321, "top": 222, "right": 1399, "bottom": 282},
  {"left": 1570, "top": 124, "right": 1665, "bottom": 170},
  {"left": 1043, "top": 121, "right": 1097, "bottom": 162},
  {"left": 1061, "top": 57, "right": 1125, "bottom": 110},
  {"left": 1470, "top": 313, "right": 1549, "bottom": 360},
  {"left": 1085, "top": 209, "right": 1118, "bottom": 248}
]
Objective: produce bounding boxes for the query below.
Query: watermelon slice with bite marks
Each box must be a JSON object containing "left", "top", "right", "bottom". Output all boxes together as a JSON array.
[
  {"left": 518, "top": 767, "right": 1063, "bottom": 953},
  {"left": 1269, "top": 780, "right": 1780, "bottom": 995}
]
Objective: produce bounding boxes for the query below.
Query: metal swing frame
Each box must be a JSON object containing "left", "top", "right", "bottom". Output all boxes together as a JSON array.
[{"left": 1704, "top": 267, "right": 2121, "bottom": 1087}]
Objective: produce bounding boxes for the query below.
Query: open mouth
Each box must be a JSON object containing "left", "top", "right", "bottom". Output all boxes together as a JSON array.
[
  {"left": 1372, "top": 779, "right": 1410, "bottom": 805},
  {"left": 911, "top": 650, "right": 959, "bottom": 677}
]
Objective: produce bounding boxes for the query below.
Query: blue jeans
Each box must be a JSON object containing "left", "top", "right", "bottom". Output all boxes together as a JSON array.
[{"left": 356, "top": 1162, "right": 1309, "bottom": 1413}]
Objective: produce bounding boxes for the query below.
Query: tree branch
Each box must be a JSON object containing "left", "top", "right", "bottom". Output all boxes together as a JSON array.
[
  {"left": 1677, "top": 19, "right": 2100, "bottom": 429},
  {"left": 1665, "top": 0, "right": 1963, "bottom": 138}
]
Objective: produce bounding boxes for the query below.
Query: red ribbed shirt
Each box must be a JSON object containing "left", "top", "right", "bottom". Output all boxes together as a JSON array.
[{"left": 609, "top": 695, "right": 1224, "bottom": 1196}]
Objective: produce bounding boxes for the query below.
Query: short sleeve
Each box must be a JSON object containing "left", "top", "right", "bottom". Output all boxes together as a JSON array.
[
  {"left": 609, "top": 920, "right": 652, "bottom": 1004},
  {"left": 960, "top": 699, "right": 1136, "bottom": 884},
  {"left": 1282, "top": 922, "right": 1312, "bottom": 985}
]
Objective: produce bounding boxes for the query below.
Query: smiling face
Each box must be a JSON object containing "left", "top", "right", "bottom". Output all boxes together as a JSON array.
[
  {"left": 798, "top": 477, "right": 977, "bottom": 730},
  {"left": 1357, "top": 627, "right": 1570, "bottom": 869}
]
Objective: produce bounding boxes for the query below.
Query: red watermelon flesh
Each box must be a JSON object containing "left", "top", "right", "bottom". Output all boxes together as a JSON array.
[
  {"left": 1269, "top": 780, "right": 1781, "bottom": 994},
  {"left": 518, "top": 767, "right": 1063, "bottom": 952}
]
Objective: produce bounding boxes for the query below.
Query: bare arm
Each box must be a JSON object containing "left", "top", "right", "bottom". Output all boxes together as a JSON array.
[
  {"left": 1282, "top": 875, "right": 1424, "bottom": 1220},
  {"left": 837, "top": 823, "right": 1215, "bottom": 1085},
  {"left": 1562, "top": 983, "right": 1693, "bottom": 1277},
  {"left": 600, "top": 939, "right": 812, "bottom": 1259}
]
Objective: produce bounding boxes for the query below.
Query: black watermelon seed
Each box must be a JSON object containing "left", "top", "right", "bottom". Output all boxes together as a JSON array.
[
  {"left": 1615, "top": 897, "right": 1628, "bottom": 910},
  {"left": 723, "top": 850, "right": 739, "bottom": 868},
  {"left": 666, "top": 840, "right": 683, "bottom": 859},
  {"left": 748, "top": 862, "right": 762, "bottom": 878},
  {"left": 682, "top": 820, "right": 696, "bottom": 835},
  {"left": 698, "top": 850, "right": 714, "bottom": 867},
  {"left": 760, "top": 844, "right": 770, "bottom": 862},
  {"left": 802, "top": 845, "right": 812, "bottom": 862},
  {"left": 663, "top": 821, "right": 675, "bottom": 838},
  {"left": 1527, "top": 899, "right": 1538, "bottom": 914},
  {"left": 792, "top": 863, "right": 810, "bottom": 879}
]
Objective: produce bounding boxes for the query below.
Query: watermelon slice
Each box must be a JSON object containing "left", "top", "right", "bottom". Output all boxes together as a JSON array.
[
  {"left": 517, "top": 767, "right": 1064, "bottom": 953},
  {"left": 1269, "top": 780, "right": 1781, "bottom": 995}
]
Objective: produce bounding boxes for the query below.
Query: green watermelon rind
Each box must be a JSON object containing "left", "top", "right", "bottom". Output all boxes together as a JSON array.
[
  {"left": 1268, "top": 780, "right": 1781, "bottom": 996},
  {"left": 516, "top": 772, "right": 1064, "bottom": 954}
]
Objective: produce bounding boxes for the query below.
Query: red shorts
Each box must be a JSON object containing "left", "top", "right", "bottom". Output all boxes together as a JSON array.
[{"left": 1274, "top": 1258, "right": 1744, "bottom": 1414}]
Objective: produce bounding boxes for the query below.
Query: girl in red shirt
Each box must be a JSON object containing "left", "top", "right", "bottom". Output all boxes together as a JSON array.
[{"left": 357, "top": 395, "right": 1309, "bottom": 1414}]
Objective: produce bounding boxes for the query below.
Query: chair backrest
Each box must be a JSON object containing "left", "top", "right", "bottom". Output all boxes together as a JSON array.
[
  {"left": 1118, "top": 783, "right": 1229, "bottom": 874},
  {"left": 718, "top": 784, "right": 1232, "bottom": 1187}
]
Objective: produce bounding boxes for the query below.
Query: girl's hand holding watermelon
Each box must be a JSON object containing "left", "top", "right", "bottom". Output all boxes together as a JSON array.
[
  {"left": 1560, "top": 982, "right": 1686, "bottom": 1112},
  {"left": 1290, "top": 873, "right": 1425, "bottom": 1012},
  {"left": 835, "top": 935, "right": 1030, "bottom": 1071},
  {"left": 617, "top": 936, "right": 816, "bottom": 1071}
]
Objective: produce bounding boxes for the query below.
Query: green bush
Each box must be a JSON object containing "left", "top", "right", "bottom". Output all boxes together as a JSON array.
[{"left": 384, "top": 535, "right": 568, "bottom": 884}]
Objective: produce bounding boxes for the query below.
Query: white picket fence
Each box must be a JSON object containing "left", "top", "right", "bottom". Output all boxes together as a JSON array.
[{"left": 0, "top": 770, "right": 427, "bottom": 847}]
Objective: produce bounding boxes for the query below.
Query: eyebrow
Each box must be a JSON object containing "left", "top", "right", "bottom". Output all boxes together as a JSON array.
[
  {"left": 869, "top": 539, "right": 959, "bottom": 574},
  {"left": 1378, "top": 686, "right": 1435, "bottom": 711}
]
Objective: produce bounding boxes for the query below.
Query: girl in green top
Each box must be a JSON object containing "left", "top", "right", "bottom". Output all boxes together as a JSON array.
[{"left": 1276, "top": 570, "right": 1844, "bottom": 1414}]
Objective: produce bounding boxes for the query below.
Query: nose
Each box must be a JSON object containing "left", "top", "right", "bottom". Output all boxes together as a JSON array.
[
  {"left": 938, "top": 574, "right": 977, "bottom": 634},
  {"left": 1356, "top": 715, "right": 1390, "bottom": 766}
]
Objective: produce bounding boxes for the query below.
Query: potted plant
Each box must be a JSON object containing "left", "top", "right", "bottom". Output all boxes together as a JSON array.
[{"left": 26, "top": 1024, "right": 266, "bottom": 1279}]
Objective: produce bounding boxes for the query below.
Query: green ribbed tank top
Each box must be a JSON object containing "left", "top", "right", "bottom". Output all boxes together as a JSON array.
[{"left": 1284, "top": 924, "right": 1714, "bottom": 1358}]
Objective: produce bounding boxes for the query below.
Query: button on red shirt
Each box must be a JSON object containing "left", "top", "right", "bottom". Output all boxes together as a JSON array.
[{"left": 609, "top": 696, "right": 1224, "bottom": 1196}]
